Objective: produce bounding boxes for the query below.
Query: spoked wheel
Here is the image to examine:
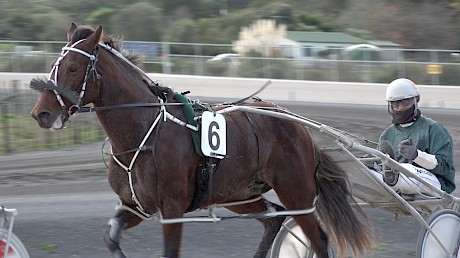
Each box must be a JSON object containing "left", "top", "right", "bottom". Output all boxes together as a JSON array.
[
  {"left": 270, "top": 218, "right": 335, "bottom": 258},
  {"left": 416, "top": 209, "right": 460, "bottom": 258},
  {"left": 0, "top": 228, "right": 30, "bottom": 258}
]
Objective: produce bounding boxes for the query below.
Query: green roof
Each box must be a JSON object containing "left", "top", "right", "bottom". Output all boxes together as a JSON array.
[{"left": 286, "top": 31, "right": 364, "bottom": 44}]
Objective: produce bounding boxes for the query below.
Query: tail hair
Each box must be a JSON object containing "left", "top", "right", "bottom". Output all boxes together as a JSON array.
[{"left": 316, "top": 149, "right": 373, "bottom": 257}]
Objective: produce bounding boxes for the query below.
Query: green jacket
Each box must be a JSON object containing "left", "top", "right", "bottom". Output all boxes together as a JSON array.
[{"left": 380, "top": 115, "right": 456, "bottom": 193}]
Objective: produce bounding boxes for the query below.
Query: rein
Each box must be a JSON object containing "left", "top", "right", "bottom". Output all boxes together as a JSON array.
[
  {"left": 46, "top": 39, "right": 271, "bottom": 116},
  {"left": 79, "top": 102, "right": 187, "bottom": 113}
]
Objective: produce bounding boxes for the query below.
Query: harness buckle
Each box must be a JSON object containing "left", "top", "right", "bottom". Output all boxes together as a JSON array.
[{"left": 69, "top": 105, "right": 80, "bottom": 117}]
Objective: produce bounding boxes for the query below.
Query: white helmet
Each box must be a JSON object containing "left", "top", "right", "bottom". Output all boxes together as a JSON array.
[{"left": 385, "top": 78, "right": 419, "bottom": 101}]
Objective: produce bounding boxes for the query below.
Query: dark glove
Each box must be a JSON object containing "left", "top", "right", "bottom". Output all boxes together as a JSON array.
[{"left": 398, "top": 138, "right": 418, "bottom": 160}]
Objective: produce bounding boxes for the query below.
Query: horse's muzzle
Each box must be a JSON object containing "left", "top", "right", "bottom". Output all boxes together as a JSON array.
[{"left": 31, "top": 110, "right": 67, "bottom": 130}]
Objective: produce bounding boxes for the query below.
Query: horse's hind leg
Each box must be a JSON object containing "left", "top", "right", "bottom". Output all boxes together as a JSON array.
[
  {"left": 226, "top": 199, "right": 286, "bottom": 258},
  {"left": 104, "top": 210, "right": 143, "bottom": 258},
  {"left": 293, "top": 214, "right": 329, "bottom": 258},
  {"left": 275, "top": 183, "right": 329, "bottom": 258}
]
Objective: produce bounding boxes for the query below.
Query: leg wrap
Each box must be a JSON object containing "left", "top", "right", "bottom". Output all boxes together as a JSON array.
[{"left": 104, "top": 217, "right": 127, "bottom": 258}]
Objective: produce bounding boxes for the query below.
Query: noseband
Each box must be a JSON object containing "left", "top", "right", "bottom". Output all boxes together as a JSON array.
[{"left": 49, "top": 39, "right": 101, "bottom": 117}]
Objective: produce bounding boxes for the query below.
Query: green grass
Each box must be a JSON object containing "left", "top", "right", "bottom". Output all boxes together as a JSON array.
[
  {"left": 34, "top": 243, "right": 58, "bottom": 253},
  {"left": 0, "top": 113, "right": 106, "bottom": 154}
]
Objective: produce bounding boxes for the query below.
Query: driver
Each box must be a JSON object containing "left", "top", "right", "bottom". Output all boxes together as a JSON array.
[{"left": 378, "top": 78, "right": 456, "bottom": 194}]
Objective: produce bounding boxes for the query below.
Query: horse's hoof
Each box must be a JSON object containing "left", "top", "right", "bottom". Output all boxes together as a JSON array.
[
  {"left": 103, "top": 227, "right": 120, "bottom": 252},
  {"left": 112, "top": 249, "right": 128, "bottom": 258},
  {"left": 104, "top": 231, "right": 128, "bottom": 258},
  {"left": 104, "top": 217, "right": 127, "bottom": 258}
]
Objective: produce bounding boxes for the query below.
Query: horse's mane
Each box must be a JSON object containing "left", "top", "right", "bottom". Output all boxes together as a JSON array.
[{"left": 70, "top": 25, "right": 144, "bottom": 66}]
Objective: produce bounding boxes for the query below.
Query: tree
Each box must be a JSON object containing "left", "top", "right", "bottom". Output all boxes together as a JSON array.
[
  {"left": 87, "top": 7, "right": 118, "bottom": 33},
  {"left": 2, "top": 9, "right": 38, "bottom": 40},
  {"left": 33, "top": 13, "right": 73, "bottom": 41},
  {"left": 338, "top": 0, "right": 460, "bottom": 49},
  {"left": 1, "top": 0, "right": 460, "bottom": 49},
  {"left": 110, "top": 2, "right": 163, "bottom": 41}
]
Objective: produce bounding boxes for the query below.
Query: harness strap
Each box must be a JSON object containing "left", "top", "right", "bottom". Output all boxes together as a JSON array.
[
  {"left": 164, "top": 112, "right": 198, "bottom": 131},
  {"left": 111, "top": 98, "right": 165, "bottom": 216},
  {"left": 110, "top": 98, "right": 199, "bottom": 218},
  {"left": 121, "top": 195, "right": 318, "bottom": 223},
  {"left": 243, "top": 112, "right": 260, "bottom": 166},
  {"left": 116, "top": 202, "right": 153, "bottom": 221},
  {"left": 62, "top": 46, "right": 96, "bottom": 60}
]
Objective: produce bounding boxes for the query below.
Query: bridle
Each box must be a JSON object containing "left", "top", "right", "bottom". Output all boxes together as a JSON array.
[
  {"left": 49, "top": 39, "right": 101, "bottom": 118},
  {"left": 48, "top": 39, "right": 181, "bottom": 117}
]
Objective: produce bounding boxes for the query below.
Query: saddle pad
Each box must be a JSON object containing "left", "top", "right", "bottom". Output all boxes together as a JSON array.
[{"left": 173, "top": 92, "right": 205, "bottom": 156}]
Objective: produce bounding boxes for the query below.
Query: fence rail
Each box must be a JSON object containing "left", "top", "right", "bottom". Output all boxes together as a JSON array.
[
  {"left": 0, "top": 87, "right": 105, "bottom": 154},
  {"left": 1, "top": 40, "right": 460, "bottom": 85},
  {"left": 1, "top": 39, "right": 460, "bottom": 153},
  {"left": 3, "top": 74, "right": 460, "bottom": 154}
]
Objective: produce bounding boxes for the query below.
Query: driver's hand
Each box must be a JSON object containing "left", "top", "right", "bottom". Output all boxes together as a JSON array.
[{"left": 399, "top": 138, "right": 418, "bottom": 160}]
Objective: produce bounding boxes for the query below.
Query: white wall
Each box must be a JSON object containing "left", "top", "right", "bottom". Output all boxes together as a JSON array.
[{"left": 2, "top": 72, "right": 460, "bottom": 109}]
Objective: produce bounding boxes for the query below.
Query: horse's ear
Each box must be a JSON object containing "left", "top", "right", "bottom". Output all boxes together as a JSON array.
[
  {"left": 85, "top": 25, "right": 103, "bottom": 49},
  {"left": 67, "top": 23, "right": 77, "bottom": 42}
]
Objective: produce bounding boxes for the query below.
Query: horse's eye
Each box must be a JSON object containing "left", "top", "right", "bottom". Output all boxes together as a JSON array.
[{"left": 67, "top": 66, "right": 78, "bottom": 74}]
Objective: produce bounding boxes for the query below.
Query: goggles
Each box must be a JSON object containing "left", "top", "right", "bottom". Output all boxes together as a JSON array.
[{"left": 389, "top": 97, "right": 414, "bottom": 109}]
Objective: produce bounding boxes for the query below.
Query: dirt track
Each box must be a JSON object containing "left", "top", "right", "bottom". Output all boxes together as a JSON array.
[{"left": 1, "top": 101, "right": 459, "bottom": 257}]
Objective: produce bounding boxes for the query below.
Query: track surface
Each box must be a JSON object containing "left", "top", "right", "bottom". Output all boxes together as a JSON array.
[{"left": 1, "top": 101, "right": 459, "bottom": 258}]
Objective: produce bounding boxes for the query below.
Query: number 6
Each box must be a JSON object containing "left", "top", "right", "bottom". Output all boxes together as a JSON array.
[{"left": 208, "top": 121, "right": 220, "bottom": 151}]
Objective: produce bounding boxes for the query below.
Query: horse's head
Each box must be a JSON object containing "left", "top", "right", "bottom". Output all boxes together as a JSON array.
[{"left": 31, "top": 23, "right": 103, "bottom": 130}]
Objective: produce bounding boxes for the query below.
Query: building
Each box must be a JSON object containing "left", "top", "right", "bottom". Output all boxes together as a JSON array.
[{"left": 276, "top": 31, "right": 401, "bottom": 61}]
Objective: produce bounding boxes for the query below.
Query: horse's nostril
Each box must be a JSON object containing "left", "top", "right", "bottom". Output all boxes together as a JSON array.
[{"left": 38, "top": 111, "right": 51, "bottom": 122}]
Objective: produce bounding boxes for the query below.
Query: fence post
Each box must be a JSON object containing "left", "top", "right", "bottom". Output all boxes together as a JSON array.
[
  {"left": 162, "top": 42, "right": 171, "bottom": 74},
  {"left": 430, "top": 50, "right": 440, "bottom": 85},
  {"left": 194, "top": 44, "right": 203, "bottom": 75},
  {"left": 10, "top": 80, "right": 20, "bottom": 112},
  {"left": 1, "top": 104, "right": 11, "bottom": 153},
  {"left": 397, "top": 51, "right": 406, "bottom": 78},
  {"left": 73, "top": 122, "right": 81, "bottom": 145}
]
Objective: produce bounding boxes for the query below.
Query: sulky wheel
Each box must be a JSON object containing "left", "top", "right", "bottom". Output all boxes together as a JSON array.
[
  {"left": 0, "top": 227, "right": 30, "bottom": 258},
  {"left": 269, "top": 217, "right": 335, "bottom": 258},
  {"left": 416, "top": 209, "right": 460, "bottom": 258}
]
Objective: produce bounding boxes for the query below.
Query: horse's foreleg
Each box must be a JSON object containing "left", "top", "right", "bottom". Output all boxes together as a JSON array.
[
  {"left": 103, "top": 210, "right": 143, "bottom": 258},
  {"left": 162, "top": 223, "right": 183, "bottom": 258},
  {"left": 227, "top": 200, "right": 286, "bottom": 258},
  {"left": 104, "top": 217, "right": 127, "bottom": 258}
]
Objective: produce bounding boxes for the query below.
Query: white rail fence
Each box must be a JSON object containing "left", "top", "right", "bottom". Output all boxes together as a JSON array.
[
  {"left": 1, "top": 40, "right": 460, "bottom": 85},
  {"left": 1, "top": 72, "right": 460, "bottom": 154}
]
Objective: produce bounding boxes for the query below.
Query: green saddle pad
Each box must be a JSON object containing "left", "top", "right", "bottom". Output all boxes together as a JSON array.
[{"left": 173, "top": 93, "right": 207, "bottom": 157}]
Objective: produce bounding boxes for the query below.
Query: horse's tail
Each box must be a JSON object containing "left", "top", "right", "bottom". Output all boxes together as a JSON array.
[{"left": 315, "top": 149, "right": 373, "bottom": 257}]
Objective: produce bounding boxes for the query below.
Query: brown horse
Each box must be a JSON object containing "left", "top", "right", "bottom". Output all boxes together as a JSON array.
[{"left": 31, "top": 23, "right": 371, "bottom": 258}]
